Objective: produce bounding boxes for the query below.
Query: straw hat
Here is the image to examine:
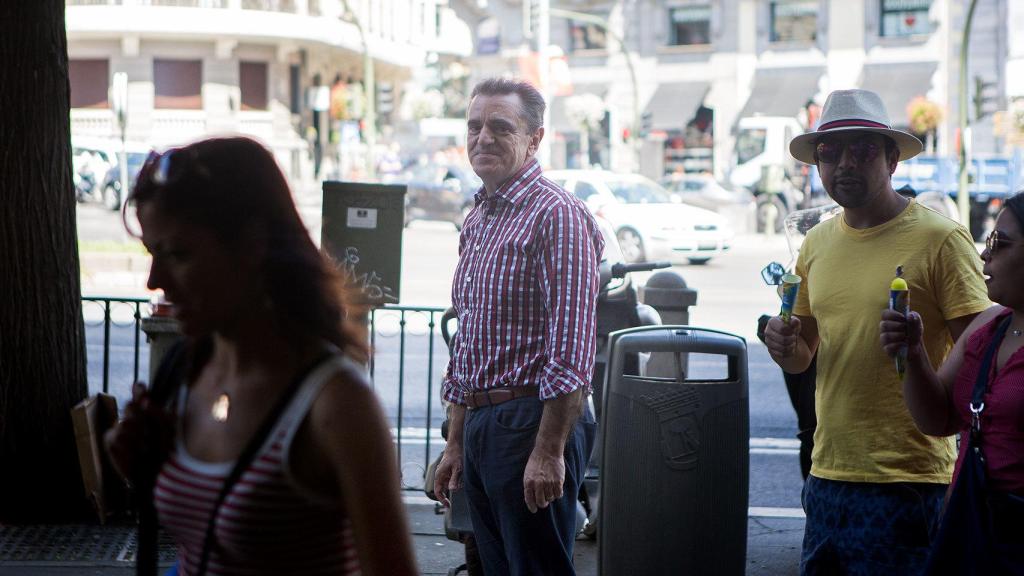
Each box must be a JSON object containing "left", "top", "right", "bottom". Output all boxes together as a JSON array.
[{"left": 789, "top": 89, "right": 923, "bottom": 165}]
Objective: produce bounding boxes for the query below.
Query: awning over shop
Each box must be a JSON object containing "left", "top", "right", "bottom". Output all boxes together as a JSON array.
[
  {"left": 859, "top": 62, "right": 938, "bottom": 129},
  {"left": 644, "top": 82, "right": 710, "bottom": 130},
  {"left": 738, "top": 66, "right": 824, "bottom": 119},
  {"left": 550, "top": 84, "right": 607, "bottom": 131}
]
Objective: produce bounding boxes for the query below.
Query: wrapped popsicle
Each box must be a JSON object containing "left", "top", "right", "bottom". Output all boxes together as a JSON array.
[
  {"left": 779, "top": 273, "right": 802, "bottom": 324},
  {"left": 889, "top": 266, "right": 909, "bottom": 379}
]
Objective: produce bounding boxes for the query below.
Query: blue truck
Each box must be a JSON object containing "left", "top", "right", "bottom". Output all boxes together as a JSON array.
[{"left": 890, "top": 150, "right": 1024, "bottom": 240}]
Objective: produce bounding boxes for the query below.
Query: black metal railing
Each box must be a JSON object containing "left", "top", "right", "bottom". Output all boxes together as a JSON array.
[
  {"left": 82, "top": 297, "right": 450, "bottom": 490},
  {"left": 368, "top": 305, "right": 448, "bottom": 489},
  {"left": 82, "top": 296, "right": 148, "bottom": 395}
]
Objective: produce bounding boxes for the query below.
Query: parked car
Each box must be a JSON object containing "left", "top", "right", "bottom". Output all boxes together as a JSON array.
[
  {"left": 662, "top": 174, "right": 754, "bottom": 213},
  {"left": 72, "top": 137, "right": 118, "bottom": 203},
  {"left": 547, "top": 169, "right": 733, "bottom": 265},
  {"left": 71, "top": 137, "right": 151, "bottom": 210},
  {"left": 99, "top": 148, "right": 150, "bottom": 211},
  {"left": 402, "top": 163, "right": 482, "bottom": 230}
]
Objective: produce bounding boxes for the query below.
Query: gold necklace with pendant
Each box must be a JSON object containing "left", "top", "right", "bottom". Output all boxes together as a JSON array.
[{"left": 211, "top": 392, "right": 231, "bottom": 422}]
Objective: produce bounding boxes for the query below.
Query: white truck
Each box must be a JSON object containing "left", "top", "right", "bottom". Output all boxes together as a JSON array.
[{"left": 728, "top": 116, "right": 814, "bottom": 233}]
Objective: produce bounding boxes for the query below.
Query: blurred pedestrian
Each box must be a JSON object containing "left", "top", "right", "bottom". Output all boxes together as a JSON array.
[
  {"left": 880, "top": 192, "right": 1024, "bottom": 574},
  {"left": 765, "top": 89, "right": 990, "bottom": 575},
  {"left": 432, "top": 77, "right": 603, "bottom": 576},
  {"left": 105, "top": 136, "right": 416, "bottom": 576}
]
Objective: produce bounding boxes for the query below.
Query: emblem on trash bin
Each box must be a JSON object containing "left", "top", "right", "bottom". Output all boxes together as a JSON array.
[{"left": 639, "top": 388, "right": 701, "bottom": 470}]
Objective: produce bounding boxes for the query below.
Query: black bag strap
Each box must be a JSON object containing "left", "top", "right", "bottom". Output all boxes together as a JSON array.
[
  {"left": 136, "top": 337, "right": 187, "bottom": 576},
  {"left": 193, "top": 350, "right": 335, "bottom": 576},
  {"left": 969, "top": 313, "right": 1014, "bottom": 437}
]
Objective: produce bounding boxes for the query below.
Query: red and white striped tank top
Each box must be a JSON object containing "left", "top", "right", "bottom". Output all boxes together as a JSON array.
[{"left": 155, "top": 356, "right": 362, "bottom": 575}]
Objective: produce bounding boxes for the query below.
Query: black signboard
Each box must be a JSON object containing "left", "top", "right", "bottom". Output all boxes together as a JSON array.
[{"left": 321, "top": 181, "right": 406, "bottom": 305}]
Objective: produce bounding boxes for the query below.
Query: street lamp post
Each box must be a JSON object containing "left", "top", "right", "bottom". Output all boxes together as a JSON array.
[
  {"left": 957, "top": 0, "right": 980, "bottom": 230},
  {"left": 341, "top": 0, "right": 376, "bottom": 181},
  {"left": 112, "top": 72, "right": 129, "bottom": 203}
]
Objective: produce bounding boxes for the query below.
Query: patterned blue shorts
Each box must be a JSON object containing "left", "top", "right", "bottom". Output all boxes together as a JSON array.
[{"left": 801, "top": 475, "right": 946, "bottom": 576}]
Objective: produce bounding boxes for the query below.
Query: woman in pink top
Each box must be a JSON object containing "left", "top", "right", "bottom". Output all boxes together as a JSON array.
[
  {"left": 105, "top": 137, "right": 417, "bottom": 576},
  {"left": 881, "top": 192, "right": 1024, "bottom": 570}
]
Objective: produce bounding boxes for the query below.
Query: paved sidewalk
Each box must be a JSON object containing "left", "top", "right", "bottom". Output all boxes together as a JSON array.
[{"left": 0, "top": 499, "right": 802, "bottom": 575}]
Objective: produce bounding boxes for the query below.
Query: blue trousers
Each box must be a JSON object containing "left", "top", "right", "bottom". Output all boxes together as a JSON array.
[
  {"left": 801, "top": 475, "right": 946, "bottom": 576},
  {"left": 462, "top": 397, "right": 596, "bottom": 576}
]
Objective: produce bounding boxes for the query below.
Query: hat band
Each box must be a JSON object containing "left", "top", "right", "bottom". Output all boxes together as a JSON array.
[{"left": 817, "top": 119, "right": 890, "bottom": 132}]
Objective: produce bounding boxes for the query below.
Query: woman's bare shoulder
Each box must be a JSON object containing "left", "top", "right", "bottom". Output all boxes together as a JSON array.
[
  {"left": 306, "top": 356, "right": 384, "bottom": 438},
  {"left": 964, "top": 305, "right": 1007, "bottom": 338}
]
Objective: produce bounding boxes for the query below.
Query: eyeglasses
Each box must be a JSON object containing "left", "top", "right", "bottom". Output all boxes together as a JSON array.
[
  {"left": 141, "top": 147, "right": 211, "bottom": 187},
  {"left": 985, "top": 229, "right": 1021, "bottom": 255},
  {"left": 814, "top": 136, "right": 882, "bottom": 165}
]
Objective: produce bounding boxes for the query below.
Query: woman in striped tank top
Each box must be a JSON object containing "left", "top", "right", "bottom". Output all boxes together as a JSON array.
[{"left": 106, "top": 137, "right": 417, "bottom": 576}]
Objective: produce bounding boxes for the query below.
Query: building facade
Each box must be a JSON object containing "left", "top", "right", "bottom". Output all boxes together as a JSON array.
[
  {"left": 454, "top": 0, "right": 1014, "bottom": 183},
  {"left": 66, "top": 0, "right": 473, "bottom": 184}
]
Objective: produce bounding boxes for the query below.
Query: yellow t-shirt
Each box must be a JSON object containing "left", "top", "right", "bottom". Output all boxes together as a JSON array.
[{"left": 793, "top": 199, "right": 990, "bottom": 483}]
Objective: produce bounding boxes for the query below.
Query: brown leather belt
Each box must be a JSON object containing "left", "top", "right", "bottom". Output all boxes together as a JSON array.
[{"left": 465, "top": 385, "right": 539, "bottom": 409}]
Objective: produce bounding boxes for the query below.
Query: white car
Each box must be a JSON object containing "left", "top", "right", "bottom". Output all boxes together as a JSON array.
[{"left": 547, "top": 170, "right": 733, "bottom": 265}]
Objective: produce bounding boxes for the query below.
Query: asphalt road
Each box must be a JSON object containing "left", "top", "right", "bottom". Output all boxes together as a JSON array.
[{"left": 78, "top": 197, "right": 805, "bottom": 511}]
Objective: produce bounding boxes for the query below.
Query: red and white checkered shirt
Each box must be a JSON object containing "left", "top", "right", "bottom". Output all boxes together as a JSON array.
[{"left": 442, "top": 158, "right": 604, "bottom": 405}]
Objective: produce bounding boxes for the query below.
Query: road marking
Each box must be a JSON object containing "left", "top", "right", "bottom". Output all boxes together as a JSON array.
[
  {"left": 392, "top": 428, "right": 801, "bottom": 455},
  {"left": 749, "top": 506, "right": 805, "bottom": 519},
  {"left": 403, "top": 495, "right": 806, "bottom": 520}
]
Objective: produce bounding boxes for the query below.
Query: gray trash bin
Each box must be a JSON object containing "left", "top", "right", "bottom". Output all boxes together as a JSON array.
[{"left": 598, "top": 325, "right": 748, "bottom": 576}]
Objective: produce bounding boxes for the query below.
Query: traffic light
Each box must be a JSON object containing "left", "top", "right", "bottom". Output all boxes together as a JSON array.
[
  {"left": 973, "top": 75, "right": 998, "bottom": 121},
  {"left": 523, "top": 0, "right": 540, "bottom": 39},
  {"left": 377, "top": 82, "right": 394, "bottom": 120}
]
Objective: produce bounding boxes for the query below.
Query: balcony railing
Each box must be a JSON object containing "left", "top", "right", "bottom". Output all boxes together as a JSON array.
[
  {"left": 68, "top": 0, "right": 297, "bottom": 11},
  {"left": 241, "top": 0, "right": 296, "bottom": 13},
  {"left": 146, "top": 0, "right": 228, "bottom": 7},
  {"left": 71, "top": 109, "right": 117, "bottom": 139}
]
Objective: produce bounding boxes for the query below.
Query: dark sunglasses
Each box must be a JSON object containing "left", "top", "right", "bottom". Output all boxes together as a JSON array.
[
  {"left": 985, "top": 229, "right": 1021, "bottom": 255},
  {"left": 141, "top": 147, "right": 211, "bottom": 187},
  {"left": 814, "top": 136, "right": 882, "bottom": 165}
]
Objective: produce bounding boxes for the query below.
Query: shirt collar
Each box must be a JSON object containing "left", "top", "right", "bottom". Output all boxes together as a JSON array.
[{"left": 473, "top": 157, "right": 543, "bottom": 206}]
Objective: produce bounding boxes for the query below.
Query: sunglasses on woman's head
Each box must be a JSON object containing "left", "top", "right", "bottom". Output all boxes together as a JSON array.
[
  {"left": 985, "top": 229, "right": 1021, "bottom": 255},
  {"left": 814, "top": 135, "right": 883, "bottom": 165},
  {"left": 142, "top": 147, "right": 211, "bottom": 187}
]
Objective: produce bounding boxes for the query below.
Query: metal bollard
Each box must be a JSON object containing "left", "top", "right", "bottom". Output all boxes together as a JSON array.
[
  {"left": 140, "top": 315, "right": 181, "bottom": 384},
  {"left": 638, "top": 271, "right": 698, "bottom": 378},
  {"left": 764, "top": 201, "right": 778, "bottom": 237}
]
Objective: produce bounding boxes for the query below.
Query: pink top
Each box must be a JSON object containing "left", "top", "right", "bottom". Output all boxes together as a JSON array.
[
  {"left": 442, "top": 157, "right": 604, "bottom": 404},
  {"left": 951, "top": 309, "right": 1024, "bottom": 493},
  {"left": 155, "top": 357, "right": 362, "bottom": 575}
]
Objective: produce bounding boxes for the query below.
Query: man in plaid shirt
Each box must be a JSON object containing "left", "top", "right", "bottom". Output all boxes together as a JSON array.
[{"left": 433, "top": 77, "right": 604, "bottom": 576}]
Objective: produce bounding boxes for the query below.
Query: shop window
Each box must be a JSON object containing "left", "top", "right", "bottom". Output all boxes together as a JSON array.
[
  {"left": 880, "top": 0, "right": 931, "bottom": 37},
  {"left": 663, "top": 106, "right": 714, "bottom": 176},
  {"left": 669, "top": 5, "right": 711, "bottom": 46},
  {"left": 240, "top": 61, "right": 269, "bottom": 111},
  {"left": 154, "top": 59, "right": 202, "bottom": 110},
  {"left": 69, "top": 59, "right": 110, "bottom": 109},
  {"left": 770, "top": 0, "right": 817, "bottom": 43},
  {"left": 569, "top": 20, "right": 607, "bottom": 52}
]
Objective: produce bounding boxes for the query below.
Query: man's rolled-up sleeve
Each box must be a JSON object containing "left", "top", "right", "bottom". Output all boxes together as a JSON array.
[
  {"left": 441, "top": 342, "right": 467, "bottom": 406},
  {"left": 537, "top": 202, "right": 604, "bottom": 401}
]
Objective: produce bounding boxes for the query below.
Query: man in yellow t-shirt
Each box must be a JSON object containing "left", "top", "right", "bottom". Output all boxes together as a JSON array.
[{"left": 765, "top": 89, "right": 989, "bottom": 575}]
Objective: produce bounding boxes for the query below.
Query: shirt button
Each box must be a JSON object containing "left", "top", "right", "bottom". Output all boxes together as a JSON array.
[
  {"left": 465, "top": 276, "right": 472, "bottom": 283},
  {"left": 475, "top": 245, "right": 481, "bottom": 251}
]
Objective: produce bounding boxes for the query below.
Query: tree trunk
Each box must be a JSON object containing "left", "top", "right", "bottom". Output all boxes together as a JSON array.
[{"left": 0, "top": 0, "right": 89, "bottom": 522}]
